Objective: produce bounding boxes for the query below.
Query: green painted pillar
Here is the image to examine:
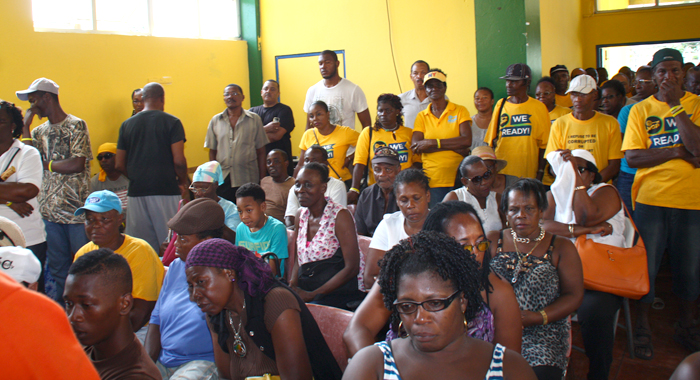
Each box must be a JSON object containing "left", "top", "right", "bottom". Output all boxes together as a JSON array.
[
  {"left": 240, "top": 0, "right": 263, "bottom": 107},
  {"left": 474, "top": 0, "right": 541, "bottom": 99}
]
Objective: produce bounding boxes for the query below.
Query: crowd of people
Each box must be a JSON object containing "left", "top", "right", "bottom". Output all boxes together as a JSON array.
[{"left": 1, "top": 46, "right": 700, "bottom": 380}]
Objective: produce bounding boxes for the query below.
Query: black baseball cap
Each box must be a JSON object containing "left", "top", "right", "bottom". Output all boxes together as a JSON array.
[
  {"left": 651, "top": 48, "right": 683, "bottom": 68},
  {"left": 372, "top": 146, "right": 400, "bottom": 165},
  {"left": 500, "top": 63, "right": 531, "bottom": 80},
  {"left": 550, "top": 65, "right": 568, "bottom": 75}
]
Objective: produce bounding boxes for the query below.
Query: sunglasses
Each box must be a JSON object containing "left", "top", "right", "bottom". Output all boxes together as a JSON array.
[
  {"left": 97, "top": 153, "right": 115, "bottom": 160},
  {"left": 393, "top": 290, "right": 462, "bottom": 314},
  {"left": 469, "top": 170, "right": 492, "bottom": 184},
  {"left": 577, "top": 166, "right": 590, "bottom": 174},
  {"left": 464, "top": 239, "right": 490, "bottom": 254}
]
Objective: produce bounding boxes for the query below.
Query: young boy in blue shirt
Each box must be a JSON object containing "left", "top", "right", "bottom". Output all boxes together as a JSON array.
[{"left": 235, "top": 183, "right": 289, "bottom": 277}]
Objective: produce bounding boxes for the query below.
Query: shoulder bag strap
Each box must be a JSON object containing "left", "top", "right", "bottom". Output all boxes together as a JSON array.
[
  {"left": 312, "top": 128, "right": 342, "bottom": 179},
  {"left": 491, "top": 98, "right": 508, "bottom": 150}
]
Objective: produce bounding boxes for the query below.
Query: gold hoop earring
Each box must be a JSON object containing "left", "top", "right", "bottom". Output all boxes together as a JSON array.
[{"left": 398, "top": 321, "right": 409, "bottom": 337}]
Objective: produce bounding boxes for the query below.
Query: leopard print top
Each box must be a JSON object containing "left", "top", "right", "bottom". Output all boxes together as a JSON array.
[{"left": 490, "top": 230, "right": 570, "bottom": 371}]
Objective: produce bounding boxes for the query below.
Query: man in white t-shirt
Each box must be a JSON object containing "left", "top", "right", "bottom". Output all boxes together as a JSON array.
[
  {"left": 284, "top": 145, "right": 347, "bottom": 228},
  {"left": 303, "top": 50, "right": 371, "bottom": 131}
]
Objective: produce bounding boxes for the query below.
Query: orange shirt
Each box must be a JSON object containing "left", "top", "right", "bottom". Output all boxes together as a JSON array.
[{"left": 0, "top": 272, "right": 100, "bottom": 379}]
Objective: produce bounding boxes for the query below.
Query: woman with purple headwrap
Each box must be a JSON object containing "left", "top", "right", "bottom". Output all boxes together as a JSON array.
[{"left": 185, "top": 238, "right": 341, "bottom": 380}]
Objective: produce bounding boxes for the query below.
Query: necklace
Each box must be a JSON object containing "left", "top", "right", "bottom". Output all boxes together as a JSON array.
[
  {"left": 510, "top": 227, "right": 545, "bottom": 244},
  {"left": 227, "top": 300, "right": 247, "bottom": 358},
  {"left": 510, "top": 228, "right": 546, "bottom": 284}
]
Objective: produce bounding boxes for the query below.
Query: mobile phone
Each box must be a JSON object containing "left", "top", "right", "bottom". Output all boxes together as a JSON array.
[{"left": 273, "top": 117, "right": 280, "bottom": 123}]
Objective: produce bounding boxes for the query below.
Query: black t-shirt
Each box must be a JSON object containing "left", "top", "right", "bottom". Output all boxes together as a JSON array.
[
  {"left": 117, "top": 110, "right": 186, "bottom": 197},
  {"left": 249, "top": 103, "right": 295, "bottom": 176}
]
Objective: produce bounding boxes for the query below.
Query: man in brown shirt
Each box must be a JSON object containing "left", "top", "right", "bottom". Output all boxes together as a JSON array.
[
  {"left": 260, "top": 149, "right": 294, "bottom": 223},
  {"left": 64, "top": 249, "right": 160, "bottom": 380}
]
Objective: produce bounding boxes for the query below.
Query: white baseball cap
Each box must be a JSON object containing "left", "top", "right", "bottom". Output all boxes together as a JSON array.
[
  {"left": 566, "top": 74, "right": 597, "bottom": 95},
  {"left": 0, "top": 216, "right": 26, "bottom": 248},
  {"left": 572, "top": 149, "right": 597, "bottom": 167},
  {"left": 16, "top": 78, "right": 60, "bottom": 101},
  {"left": 0, "top": 247, "right": 41, "bottom": 284}
]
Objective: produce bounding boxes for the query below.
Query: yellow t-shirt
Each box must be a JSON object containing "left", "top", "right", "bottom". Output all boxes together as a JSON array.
[
  {"left": 353, "top": 126, "right": 417, "bottom": 185},
  {"left": 556, "top": 93, "right": 573, "bottom": 108},
  {"left": 74, "top": 235, "right": 165, "bottom": 301},
  {"left": 414, "top": 101, "right": 471, "bottom": 187},
  {"left": 543, "top": 105, "right": 574, "bottom": 185},
  {"left": 299, "top": 126, "right": 360, "bottom": 181},
  {"left": 621, "top": 92, "right": 700, "bottom": 210},
  {"left": 485, "top": 97, "right": 550, "bottom": 179},
  {"left": 545, "top": 112, "right": 624, "bottom": 175}
]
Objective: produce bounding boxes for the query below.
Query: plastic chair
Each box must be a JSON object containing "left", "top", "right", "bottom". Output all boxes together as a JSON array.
[{"left": 306, "top": 303, "right": 354, "bottom": 371}]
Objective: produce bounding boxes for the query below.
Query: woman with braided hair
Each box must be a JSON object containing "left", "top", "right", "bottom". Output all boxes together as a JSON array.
[
  {"left": 343, "top": 231, "right": 535, "bottom": 380},
  {"left": 185, "top": 238, "right": 342, "bottom": 380}
]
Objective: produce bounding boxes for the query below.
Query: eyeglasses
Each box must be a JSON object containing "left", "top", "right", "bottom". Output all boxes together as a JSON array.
[
  {"left": 393, "top": 290, "right": 462, "bottom": 314},
  {"left": 464, "top": 239, "right": 490, "bottom": 254},
  {"left": 635, "top": 79, "right": 654, "bottom": 85},
  {"left": 188, "top": 184, "right": 212, "bottom": 194},
  {"left": 535, "top": 91, "right": 553, "bottom": 97},
  {"left": 577, "top": 166, "right": 590, "bottom": 174},
  {"left": 97, "top": 153, "right": 115, "bottom": 160},
  {"left": 469, "top": 170, "right": 492, "bottom": 184}
]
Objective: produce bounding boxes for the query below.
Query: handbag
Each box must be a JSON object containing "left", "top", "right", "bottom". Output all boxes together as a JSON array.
[
  {"left": 298, "top": 248, "right": 346, "bottom": 292},
  {"left": 574, "top": 201, "right": 649, "bottom": 299}
]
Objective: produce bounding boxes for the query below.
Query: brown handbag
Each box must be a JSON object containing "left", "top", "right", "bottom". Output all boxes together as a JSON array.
[{"left": 574, "top": 201, "right": 649, "bottom": 299}]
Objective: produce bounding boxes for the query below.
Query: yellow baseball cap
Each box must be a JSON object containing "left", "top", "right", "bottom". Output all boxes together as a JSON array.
[{"left": 423, "top": 71, "right": 447, "bottom": 85}]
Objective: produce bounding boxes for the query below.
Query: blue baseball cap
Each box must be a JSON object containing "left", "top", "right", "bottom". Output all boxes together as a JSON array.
[{"left": 74, "top": 190, "right": 123, "bottom": 215}]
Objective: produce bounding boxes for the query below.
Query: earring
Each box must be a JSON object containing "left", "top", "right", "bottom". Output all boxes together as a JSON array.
[
  {"left": 230, "top": 277, "right": 236, "bottom": 282},
  {"left": 398, "top": 321, "right": 409, "bottom": 337},
  {"left": 464, "top": 316, "right": 468, "bottom": 331}
]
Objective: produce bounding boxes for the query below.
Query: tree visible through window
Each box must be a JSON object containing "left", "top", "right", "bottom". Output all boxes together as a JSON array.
[{"left": 32, "top": 0, "right": 240, "bottom": 40}]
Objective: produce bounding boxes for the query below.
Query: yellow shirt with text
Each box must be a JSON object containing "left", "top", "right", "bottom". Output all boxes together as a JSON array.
[
  {"left": 545, "top": 112, "right": 623, "bottom": 176},
  {"left": 414, "top": 101, "right": 471, "bottom": 187},
  {"left": 75, "top": 235, "right": 164, "bottom": 301},
  {"left": 485, "top": 97, "right": 550, "bottom": 178},
  {"left": 299, "top": 126, "right": 360, "bottom": 181},
  {"left": 353, "top": 126, "right": 417, "bottom": 185},
  {"left": 621, "top": 92, "right": 700, "bottom": 210}
]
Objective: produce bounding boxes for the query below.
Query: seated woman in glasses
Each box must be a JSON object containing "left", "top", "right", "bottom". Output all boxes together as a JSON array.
[
  {"left": 343, "top": 231, "right": 535, "bottom": 380},
  {"left": 344, "top": 201, "right": 522, "bottom": 357},
  {"left": 444, "top": 156, "right": 504, "bottom": 235}
]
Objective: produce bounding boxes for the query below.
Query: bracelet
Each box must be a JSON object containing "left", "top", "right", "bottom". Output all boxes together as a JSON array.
[
  {"left": 349, "top": 187, "right": 360, "bottom": 194},
  {"left": 568, "top": 224, "right": 575, "bottom": 238},
  {"left": 5, "top": 202, "right": 12, "bottom": 207},
  {"left": 575, "top": 185, "right": 586, "bottom": 191},
  {"left": 539, "top": 310, "right": 548, "bottom": 325},
  {"left": 48, "top": 160, "right": 53, "bottom": 172},
  {"left": 671, "top": 105, "right": 685, "bottom": 117},
  {"left": 20, "top": 138, "right": 32, "bottom": 142},
  {"left": 537, "top": 169, "right": 545, "bottom": 173},
  {"left": 436, "top": 139, "right": 441, "bottom": 149}
]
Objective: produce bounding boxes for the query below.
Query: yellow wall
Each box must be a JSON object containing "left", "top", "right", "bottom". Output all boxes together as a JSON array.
[
  {"left": 581, "top": 0, "right": 700, "bottom": 68},
  {"left": 1, "top": 0, "right": 250, "bottom": 174},
  {"left": 540, "top": 0, "right": 584, "bottom": 72},
  {"left": 259, "top": 0, "right": 478, "bottom": 156}
]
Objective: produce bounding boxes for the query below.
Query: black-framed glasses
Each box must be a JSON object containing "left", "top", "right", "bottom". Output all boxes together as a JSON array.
[
  {"left": 97, "top": 153, "right": 115, "bottom": 160},
  {"left": 577, "top": 166, "right": 589, "bottom": 174},
  {"left": 464, "top": 239, "right": 490, "bottom": 254},
  {"left": 469, "top": 170, "right": 492, "bottom": 184},
  {"left": 393, "top": 290, "right": 462, "bottom": 314}
]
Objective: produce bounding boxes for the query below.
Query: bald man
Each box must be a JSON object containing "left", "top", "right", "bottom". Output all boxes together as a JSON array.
[
  {"left": 64, "top": 249, "right": 160, "bottom": 379},
  {"left": 116, "top": 83, "right": 190, "bottom": 252}
]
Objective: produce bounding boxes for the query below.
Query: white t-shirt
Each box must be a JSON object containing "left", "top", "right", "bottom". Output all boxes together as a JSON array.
[
  {"left": 285, "top": 176, "right": 348, "bottom": 218},
  {"left": 369, "top": 211, "right": 408, "bottom": 251},
  {"left": 0, "top": 140, "right": 46, "bottom": 246},
  {"left": 303, "top": 78, "right": 368, "bottom": 130}
]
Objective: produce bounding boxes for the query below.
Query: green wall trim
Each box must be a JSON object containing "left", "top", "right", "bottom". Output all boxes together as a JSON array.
[
  {"left": 474, "top": 0, "right": 541, "bottom": 100},
  {"left": 240, "top": 0, "right": 263, "bottom": 107}
]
